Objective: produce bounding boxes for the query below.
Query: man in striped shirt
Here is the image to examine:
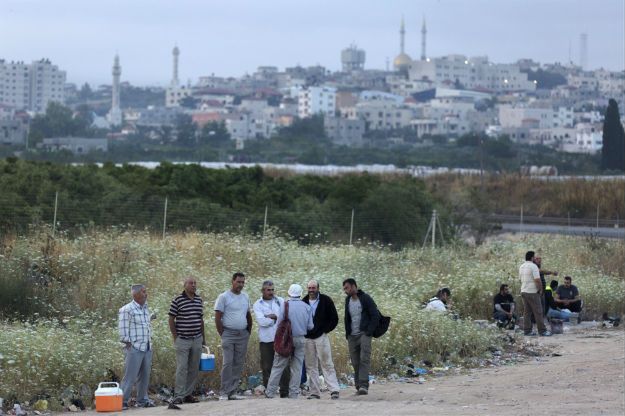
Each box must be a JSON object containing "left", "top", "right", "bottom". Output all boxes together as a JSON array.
[
  {"left": 118, "top": 284, "right": 155, "bottom": 409},
  {"left": 168, "top": 277, "right": 205, "bottom": 404}
]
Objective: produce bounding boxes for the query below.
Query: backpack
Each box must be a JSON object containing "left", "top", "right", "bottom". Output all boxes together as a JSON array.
[
  {"left": 274, "top": 301, "right": 294, "bottom": 357},
  {"left": 373, "top": 312, "right": 391, "bottom": 338}
]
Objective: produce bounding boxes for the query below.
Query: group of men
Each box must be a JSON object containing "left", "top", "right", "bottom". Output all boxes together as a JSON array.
[
  {"left": 117, "top": 274, "right": 381, "bottom": 409},
  {"left": 494, "top": 250, "right": 583, "bottom": 334}
]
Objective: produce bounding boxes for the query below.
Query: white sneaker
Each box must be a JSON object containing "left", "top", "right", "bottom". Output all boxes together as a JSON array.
[{"left": 219, "top": 395, "right": 229, "bottom": 401}]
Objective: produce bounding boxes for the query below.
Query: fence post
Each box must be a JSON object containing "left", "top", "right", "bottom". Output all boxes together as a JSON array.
[
  {"left": 568, "top": 211, "right": 571, "bottom": 230},
  {"left": 162, "top": 196, "right": 168, "bottom": 239},
  {"left": 52, "top": 191, "right": 58, "bottom": 237},
  {"left": 263, "top": 205, "right": 268, "bottom": 238},
  {"left": 349, "top": 208, "right": 355, "bottom": 246},
  {"left": 431, "top": 209, "right": 437, "bottom": 249}
]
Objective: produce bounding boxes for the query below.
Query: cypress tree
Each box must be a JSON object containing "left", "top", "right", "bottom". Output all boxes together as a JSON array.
[{"left": 601, "top": 99, "right": 625, "bottom": 172}]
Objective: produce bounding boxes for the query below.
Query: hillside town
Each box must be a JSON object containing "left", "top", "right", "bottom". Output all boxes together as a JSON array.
[{"left": 1, "top": 19, "right": 623, "bottom": 156}]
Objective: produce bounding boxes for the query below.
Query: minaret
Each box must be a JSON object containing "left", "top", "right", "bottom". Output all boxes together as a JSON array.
[
  {"left": 400, "top": 17, "right": 406, "bottom": 54},
  {"left": 172, "top": 45, "right": 180, "bottom": 86},
  {"left": 108, "top": 54, "right": 122, "bottom": 126},
  {"left": 421, "top": 16, "right": 427, "bottom": 61}
]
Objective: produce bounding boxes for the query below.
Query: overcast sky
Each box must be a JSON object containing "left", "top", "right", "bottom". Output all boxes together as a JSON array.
[{"left": 1, "top": 0, "right": 623, "bottom": 86}]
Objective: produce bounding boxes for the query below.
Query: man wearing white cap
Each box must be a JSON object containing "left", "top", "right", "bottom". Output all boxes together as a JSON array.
[{"left": 265, "top": 284, "right": 314, "bottom": 399}]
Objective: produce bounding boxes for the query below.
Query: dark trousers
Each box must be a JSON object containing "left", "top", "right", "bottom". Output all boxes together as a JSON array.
[
  {"left": 522, "top": 292, "right": 547, "bottom": 334},
  {"left": 348, "top": 334, "right": 372, "bottom": 390},
  {"left": 259, "top": 342, "right": 289, "bottom": 395},
  {"left": 560, "top": 300, "right": 582, "bottom": 313}
]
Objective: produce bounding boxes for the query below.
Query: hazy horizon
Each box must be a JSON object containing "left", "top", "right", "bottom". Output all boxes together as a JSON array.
[{"left": 1, "top": 0, "right": 623, "bottom": 87}]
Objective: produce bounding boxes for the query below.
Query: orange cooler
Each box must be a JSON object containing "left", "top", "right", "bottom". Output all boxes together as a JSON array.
[{"left": 94, "top": 382, "right": 123, "bottom": 412}]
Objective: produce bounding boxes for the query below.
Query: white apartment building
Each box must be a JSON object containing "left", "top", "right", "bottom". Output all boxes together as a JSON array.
[
  {"left": 407, "top": 55, "right": 536, "bottom": 93},
  {"left": 499, "top": 105, "right": 555, "bottom": 129},
  {"left": 342, "top": 100, "right": 414, "bottom": 130},
  {"left": 298, "top": 86, "right": 336, "bottom": 118},
  {"left": 560, "top": 123, "right": 603, "bottom": 154},
  {"left": 0, "top": 59, "right": 66, "bottom": 113}
]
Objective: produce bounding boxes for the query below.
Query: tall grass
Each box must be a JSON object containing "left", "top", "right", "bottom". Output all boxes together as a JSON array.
[
  {"left": 426, "top": 174, "right": 625, "bottom": 220},
  {"left": 0, "top": 229, "right": 623, "bottom": 403}
]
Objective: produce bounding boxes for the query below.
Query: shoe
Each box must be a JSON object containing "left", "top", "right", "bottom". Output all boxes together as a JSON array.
[
  {"left": 122, "top": 403, "right": 129, "bottom": 411},
  {"left": 264, "top": 392, "right": 275, "bottom": 399},
  {"left": 137, "top": 400, "right": 156, "bottom": 408},
  {"left": 183, "top": 395, "right": 199, "bottom": 403},
  {"left": 331, "top": 391, "right": 339, "bottom": 400},
  {"left": 357, "top": 387, "right": 368, "bottom": 395},
  {"left": 172, "top": 397, "right": 183, "bottom": 405},
  {"left": 279, "top": 392, "right": 289, "bottom": 398},
  {"left": 219, "top": 395, "right": 229, "bottom": 401},
  {"left": 307, "top": 394, "right": 320, "bottom": 399},
  {"left": 540, "top": 331, "right": 552, "bottom": 337},
  {"left": 523, "top": 331, "right": 537, "bottom": 336},
  {"left": 228, "top": 394, "right": 245, "bottom": 400}
]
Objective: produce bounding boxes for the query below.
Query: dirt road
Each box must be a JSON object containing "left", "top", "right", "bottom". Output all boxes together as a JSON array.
[{"left": 77, "top": 328, "right": 624, "bottom": 416}]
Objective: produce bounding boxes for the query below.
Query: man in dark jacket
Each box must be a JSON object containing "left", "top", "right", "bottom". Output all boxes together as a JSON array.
[
  {"left": 342, "top": 278, "right": 381, "bottom": 396},
  {"left": 303, "top": 280, "right": 340, "bottom": 400}
]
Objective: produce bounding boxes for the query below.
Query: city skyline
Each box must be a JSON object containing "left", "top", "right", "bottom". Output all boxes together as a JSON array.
[{"left": 1, "top": 0, "right": 623, "bottom": 86}]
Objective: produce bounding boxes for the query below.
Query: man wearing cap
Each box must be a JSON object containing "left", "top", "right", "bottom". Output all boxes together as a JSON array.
[
  {"left": 118, "top": 284, "right": 155, "bottom": 409},
  {"left": 215, "top": 272, "right": 253, "bottom": 401},
  {"left": 303, "top": 279, "right": 340, "bottom": 400},
  {"left": 265, "top": 284, "right": 314, "bottom": 399},
  {"left": 252, "top": 280, "right": 290, "bottom": 397}
]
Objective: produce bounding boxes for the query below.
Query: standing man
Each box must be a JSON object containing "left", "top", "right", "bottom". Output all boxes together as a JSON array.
[
  {"left": 533, "top": 255, "right": 558, "bottom": 315},
  {"left": 303, "top": 280, "right": 340, "bottom": 400},
  {"left": 169, "top": 277, "right": 205, "bottom": 404},
  {"left": 520, "top": 251, "right": 551, "bottom": 336},
  {"left": 342, "top": 278, "right": 381, "bottom": 396},
  {"left": 215, "top": 272, "right": 252, "bottom": 401},
  {"left": 118, "top": 284, "right": 155, "bottom": 409},
  {"left": 252, "top": 280, "right": 290, "bottom": 398},
  {"left": 265, "top": 284, "right": 314, "bottom": 399}
]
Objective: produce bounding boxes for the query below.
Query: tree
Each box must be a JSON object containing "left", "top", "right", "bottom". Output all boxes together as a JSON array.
[
  {"left": 175, "top": 114, "right": 197, "bottom": 146},
  {"left": 601, "top": 99, "right": 625, "bottom": 172},
  {"left": 78, "top": 83, "right": 93, "bottom": 100}
]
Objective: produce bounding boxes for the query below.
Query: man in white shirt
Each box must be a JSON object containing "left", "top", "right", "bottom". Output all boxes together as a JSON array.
[
  {"left": 252, "top": 280, "right": 289, "bottom": 397},
  {"left": 520, "top": 251, "right": 551, "bottom": 336},
  {"left": 425, "top": 288, "right": 451, "bottom": 312}
]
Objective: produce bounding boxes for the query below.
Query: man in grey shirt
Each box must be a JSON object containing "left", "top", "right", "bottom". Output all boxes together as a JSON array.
[
  {"left": 343, "top": 278, "right": 380, "bottom": 396},
  {"left": 214, "top": 272, "right": 253, "bottom": 400},
  {"left": 265, "top": 284, "right": 314, "bottom": 399}
]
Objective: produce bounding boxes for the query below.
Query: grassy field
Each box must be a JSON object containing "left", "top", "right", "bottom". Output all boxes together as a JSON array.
[{"left": 0, "top": 230, "right": 623, "bottom": 406}]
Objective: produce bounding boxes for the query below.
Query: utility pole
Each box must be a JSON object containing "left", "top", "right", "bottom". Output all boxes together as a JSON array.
[
  {"left": 263, "top": 205, "right": 268, "bottom": 238},
  {"left": 431, "top": 209, "right": 437, "bottom": 249},
  {"left": 520, "top": 205, "right": 524, "bottom": 234}
]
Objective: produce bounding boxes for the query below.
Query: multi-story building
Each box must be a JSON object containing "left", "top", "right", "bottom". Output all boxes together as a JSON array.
[
  {"left": 342, "top": 100, "right": 414, "bottom": 130},
  {"left": 324, "top": 116, "right": 365, "bottom": 147},
  {"left": 298, "top": 86, "right": 336, "bottom": 118},
  {"left": 0, "top": 59, "right": 66, "bottom": 113},
  {"left": 406, "top": 55, "right": 536, "bottom": 93}
]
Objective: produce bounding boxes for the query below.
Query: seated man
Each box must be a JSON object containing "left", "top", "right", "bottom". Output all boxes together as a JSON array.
[
  {"left": 493, "top": 284, "right": 516, "bottom": 329},
  {"left": 555, "top": 276, "right": 583, "bottom": 314},
  {"left": 425, "top": 288, "right": 451, "bottom": 312},
  {"left": 545, "top": 280, "right": 572, "bottom": 321}
]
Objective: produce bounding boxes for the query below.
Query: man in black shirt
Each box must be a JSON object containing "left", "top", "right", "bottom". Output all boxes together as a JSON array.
[
  {"left": 555, "top": 276, "right": 583, "bottom": 313},
  {"left": 493, "top": 284, "right": 516, "bottom": 329}
]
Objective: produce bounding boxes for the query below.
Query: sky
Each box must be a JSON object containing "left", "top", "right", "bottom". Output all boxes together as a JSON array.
[{"left": 1, "top": 0, "right": 623, "bottom": 86}]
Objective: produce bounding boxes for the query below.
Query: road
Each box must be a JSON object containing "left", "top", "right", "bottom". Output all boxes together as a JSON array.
[{"left": 501, "top": 223, "right": 624, "bottom": 239}]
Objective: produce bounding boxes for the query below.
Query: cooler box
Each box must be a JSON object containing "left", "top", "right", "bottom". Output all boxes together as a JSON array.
[
  {"left": 94, "top": 382, "right": 123, "bottom": 412},
  {"left": 199, "top": 346, "right": 215, "bottom": 371}
]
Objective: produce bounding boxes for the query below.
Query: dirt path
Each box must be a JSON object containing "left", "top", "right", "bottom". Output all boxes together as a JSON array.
[{"left": 74, "top": 328, "right": 624, "bottom": 416}]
